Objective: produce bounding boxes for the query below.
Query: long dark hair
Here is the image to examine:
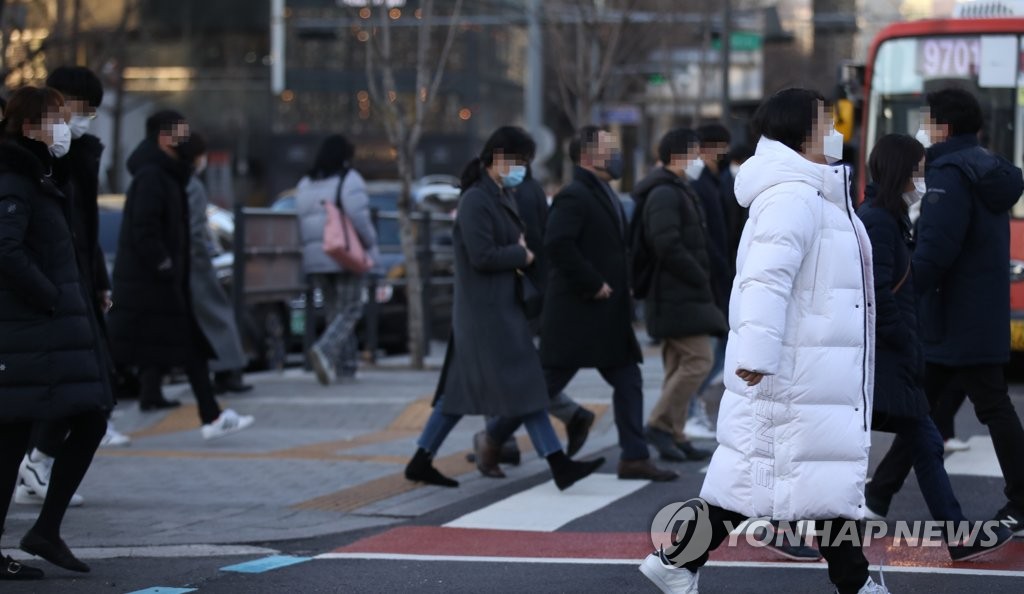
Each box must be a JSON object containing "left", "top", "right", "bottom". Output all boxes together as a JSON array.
[
  {"left": 459, "top": 126, "right": 535, "bottom": 191},
  {"left": 868, "top": 133, "right": 925, "bottom": 219},
  {"left": 309, "top": 134, "right": 355, "bottom": 180}
]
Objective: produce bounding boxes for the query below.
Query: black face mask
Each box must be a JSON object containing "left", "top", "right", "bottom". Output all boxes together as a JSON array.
[{"left": 597, "top": 151, "right": 624, "bottom": 181}]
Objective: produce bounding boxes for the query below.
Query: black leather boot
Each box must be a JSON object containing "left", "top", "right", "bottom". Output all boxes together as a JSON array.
[
  {"left": 547, "top": 451, "right": 605, "bottom": 491},
  {"left": 404, "top": 448, "right": 459, "bottom": 488}
]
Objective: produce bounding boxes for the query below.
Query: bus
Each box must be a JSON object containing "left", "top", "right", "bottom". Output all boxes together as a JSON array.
[{"left": 862, "top": 1, "right": 1024, "bottom": 353}]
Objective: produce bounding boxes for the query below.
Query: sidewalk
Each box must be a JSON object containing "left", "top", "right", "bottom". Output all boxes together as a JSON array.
[{"left": 1, "top": 342, "right": 666, "bottom": 550}]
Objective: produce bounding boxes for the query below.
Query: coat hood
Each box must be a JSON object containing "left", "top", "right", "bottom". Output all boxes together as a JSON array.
[
  {"left": 126, "top": 138, "right": 191, "bottom": 185},
  {"left": 632, "top": 166, "right": 683, "bottom": 199},
  {"left": 927, "top": 134, "right": 1023, "bottom": 214},
  {"left": 734, "top": 137, "right": 849, "bottom": 209},
  {"left": 0, "top": 137, "right": 49, "bottom": 183}
]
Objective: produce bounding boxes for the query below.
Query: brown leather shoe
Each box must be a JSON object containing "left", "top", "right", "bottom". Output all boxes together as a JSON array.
[
  {"left": 473, "top": 431, "right": 506, "bottom": 478},
  {"left": 617, "top": 459, "right": 679, "bottom": 482}
]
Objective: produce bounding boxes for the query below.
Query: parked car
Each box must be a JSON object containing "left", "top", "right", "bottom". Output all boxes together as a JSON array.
[{"left": 273, "top": 179, "right": 455, "bottom": 354}]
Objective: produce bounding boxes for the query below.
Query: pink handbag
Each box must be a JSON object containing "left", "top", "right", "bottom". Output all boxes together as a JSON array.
[{"left": 323, "top": 175, "right": 373, "bottom": 273}]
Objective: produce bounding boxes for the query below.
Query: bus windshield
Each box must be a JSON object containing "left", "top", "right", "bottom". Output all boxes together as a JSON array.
[{"left": 868, "top": 34, "right": 1024, "bottom": 217}]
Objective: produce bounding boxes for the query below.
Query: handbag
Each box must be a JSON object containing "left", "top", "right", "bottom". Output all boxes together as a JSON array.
[
  {"left": 322, "top": 172, "right": 373, "bottom": 274},
  {"left": 515, "top": 269, "right": 543, "bottom": 319}
]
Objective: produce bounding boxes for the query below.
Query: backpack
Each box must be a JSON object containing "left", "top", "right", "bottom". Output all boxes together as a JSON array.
[{"left": 629, "top": 180, "right": 671, "bottom": 299}]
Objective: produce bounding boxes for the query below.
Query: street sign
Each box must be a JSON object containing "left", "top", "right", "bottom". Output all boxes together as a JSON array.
[{"left": 598, "top": 105, "right": 643, "bottom": 125}]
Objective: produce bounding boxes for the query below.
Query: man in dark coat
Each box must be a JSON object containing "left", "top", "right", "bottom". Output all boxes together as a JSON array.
[
  {"left": 635, "top": 129, "right": 726, "bottom": 463},
  {"left": 107, "top": 110, "right": 253, "bottom": 440},
  {"left": 490, "top": 126, "right": 677, "bottom": 481},
  {"left": 912, "top": 88, "right": 1024, "bottom": 534}
]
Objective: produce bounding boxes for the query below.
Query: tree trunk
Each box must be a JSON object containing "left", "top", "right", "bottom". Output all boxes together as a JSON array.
[{"left": 395, "top": 148, "right": 426, "bottom": 368}]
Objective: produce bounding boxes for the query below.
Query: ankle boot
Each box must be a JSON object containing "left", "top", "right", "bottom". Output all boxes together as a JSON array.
[
  {"left": 404, "top": 448, "right": 459, "bottom": 488},
  {"left": 20, "top": 529, "right": 89, "bottom": 573},
  {"left": 473, "top": 431, "right": 506, "bottom": 478},
  {"left": 547, "top": 451, "right": 605, "bottom": 491}
]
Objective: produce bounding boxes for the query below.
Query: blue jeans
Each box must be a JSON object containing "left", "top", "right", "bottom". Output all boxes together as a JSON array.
[
  {"left": 418, "top": 399, "right": 561, "bottom": 458},
  {"left": 867, "top": 415, "right": 965, "bottom": 525}
]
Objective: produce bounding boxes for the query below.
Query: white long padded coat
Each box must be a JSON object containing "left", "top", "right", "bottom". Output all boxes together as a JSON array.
[{"left": 699, "top": 138, "right": 876, "bottom": 521}]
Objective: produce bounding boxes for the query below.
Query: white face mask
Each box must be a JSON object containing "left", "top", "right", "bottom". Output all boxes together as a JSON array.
[
  {"left": 685, "top": 157, "right": 705, "bottom": 180},
  {"left": 915, "top": 128, "right": 932, "bottom": 149},
  {"left": 729, "top": 163, "right": 740, "bottom": 178},
  {"left": 903, "top": 190, "right": 923, "bottom": 207},
  {"left": 68, "top": 115, "right": 91, "bottom": 139},
  {"left": 48, "top": 122, "right": 72, "bottom": 158},
  {"left": 823, "top": 127, "right": 844, "bottom": 164},
  {"left": 913, "top": 177, "right": 926, "bottom": 195}
]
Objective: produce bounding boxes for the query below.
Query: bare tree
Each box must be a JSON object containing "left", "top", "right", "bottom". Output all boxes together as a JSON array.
[
  {"left": 363, "top": 0, "right": 464, "bottom": 369},
  {"left": 544, "top": 0, "right": 639, "bottom": 129}
]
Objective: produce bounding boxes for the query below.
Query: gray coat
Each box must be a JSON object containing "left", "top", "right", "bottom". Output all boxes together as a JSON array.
[
  {"left": 438, "top": 175, "right": 550, "bottom": 418},
  {"left": 295, "top": 170, "right": 379, "bottom": 275},
  {"left": 187, "top": 176, "right": 247, "bottom": 371}
]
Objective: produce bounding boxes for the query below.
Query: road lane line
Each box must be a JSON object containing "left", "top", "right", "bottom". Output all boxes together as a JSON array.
[
  {"left": 220, "top": 555, "right": 312, "bottom": 573},
  {"left": 944, "top": 436, "right": 1002, "bottom": 477}
]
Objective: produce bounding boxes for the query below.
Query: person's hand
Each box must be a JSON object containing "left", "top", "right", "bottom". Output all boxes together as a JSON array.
[
  {"left": 594, "top": 283, "right": 613, "bottom": 299},
  {"left": 525, "top": 248, "right": 535, "bottom": 266},
  {"left": 98, "top": 290, "right": 113, "bottom": 313},
  {"left": 736, "top": 369, "right": 765, "bottom": 386}
]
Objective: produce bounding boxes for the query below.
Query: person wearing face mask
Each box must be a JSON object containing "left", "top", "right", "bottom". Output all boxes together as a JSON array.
[
  {"left": 0, "top": 86, "right": 114, "bottom": 579},
  {"left": 107, "top": 110, "right": 254, "bottom": 440},
  {"left": 640, "top": 89, "right": 886, "bottom": 594},
  {"left": 630, "top": 128, "right": 723, "bottom": 463},
  {"left": 403, "top": 126, "right": 604, "bottom": 491},
  {"left": 481, "top": 126, "right": 679, "bottom": 482},
  {"left": 13, "top": 67, "right": 130, "bottom": 514},
  {"left": 910, "top": 88, "right": 1024, "bottom": 536},
  {"left": 294, "top": 134, "right": 379, "bottom": 384},
  {"left": 857, "top": 133, "right": 1013, "bottom": 561}
]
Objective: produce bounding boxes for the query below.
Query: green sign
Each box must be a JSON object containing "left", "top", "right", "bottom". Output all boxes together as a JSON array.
[{"left": 713, "top": 32, "right": 762, "bottom": 52}]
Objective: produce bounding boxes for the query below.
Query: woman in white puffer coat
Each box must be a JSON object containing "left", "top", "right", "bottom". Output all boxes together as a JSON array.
[{"left": 640, "top": 89, "right": 888, "bottom": 594}]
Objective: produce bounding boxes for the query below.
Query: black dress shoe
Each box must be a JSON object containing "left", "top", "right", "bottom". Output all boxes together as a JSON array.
[
  {"left": 548, "top": 451, "right": 606, "bottom": 491},
  {"left": 676, "top": 440, "right": 712, "bottom": 461},
  {"left": 139, "top": 397, "right": 181, "bottom": 412},
  {"left": 644, "top": 426, "right": 688, "bottom": 462},
  {"left": 20, "top": 530, "right": 90, "bottom": 573},
  {"left": 617, "top": 459, "right": 679, "bottom": 482},
  {"left": 566, "top": 407, "right": 595, "bottom": 457},
  {"left": 1, "top": 555, "right": 43, "bottom": 580}
]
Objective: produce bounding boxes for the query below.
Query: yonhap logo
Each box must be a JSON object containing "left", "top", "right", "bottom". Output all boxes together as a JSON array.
[{"left": 650, "top": 498, "right": 714, "bottom": 567}]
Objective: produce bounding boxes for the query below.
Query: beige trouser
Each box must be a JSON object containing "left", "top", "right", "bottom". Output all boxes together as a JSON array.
[{"left": 648, "top": 335, "right": 714, "bottom": 442}]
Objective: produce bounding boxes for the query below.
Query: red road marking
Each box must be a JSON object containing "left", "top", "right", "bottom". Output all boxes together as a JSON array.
[{"left": 335, "top": 526, "right": 1024, "bottom": 572}]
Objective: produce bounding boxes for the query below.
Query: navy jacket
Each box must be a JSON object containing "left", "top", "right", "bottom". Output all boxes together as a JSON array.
[
  {"left": 914, "top": 134, "right": 1024, "bottom": 365},
  {"left": 857, "top": 186, "right": 928, "bottom": 421}
]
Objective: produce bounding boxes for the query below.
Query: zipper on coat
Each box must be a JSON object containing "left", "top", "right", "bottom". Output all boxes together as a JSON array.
[{"left": 841, "top": 166, "right": 870, "bottom": 431}]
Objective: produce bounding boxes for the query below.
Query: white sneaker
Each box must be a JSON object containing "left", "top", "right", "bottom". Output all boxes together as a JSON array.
[
  {"left": 100, "top": 423, "right": 132, "bottom": 448},
  {"left": 639, "top": 552, "right": 699, "bottom": 594},
  {"left": 684, "top": 416, "right": 717, "bottom": 441},
  {"left": 943, "top": 438, "right": 970, "bottom": 453},
  {"left": 15, "top": 483, "right": 84, "bottom": 507},
  {"left": 201, "top": 409, "right": 255, "bottom": 440},
  {"left": 844, "top": 576, "right": 890, "bottom": 594},
  {"left": 308, "top": 345, "right": 336, "bottom": 386},
  {"left": 18, "top": 450, "right": 53, "bottom": 495}
]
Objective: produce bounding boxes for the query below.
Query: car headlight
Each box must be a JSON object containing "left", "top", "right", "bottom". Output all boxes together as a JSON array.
[{"left": 1012, "top": 260, "right": 1024, "bottom": 283}]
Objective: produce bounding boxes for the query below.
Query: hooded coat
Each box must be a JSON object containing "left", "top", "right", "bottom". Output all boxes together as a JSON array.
[
  {"left": 634, "top": 167, "right": 727, "bottom": 339},
  {"left": 0, "top": 138, "right": 113, "bottom": 420},
  {"left": 914, "top": 134, "right": 1024, "bottom": 366},
  {"left": 700, "top": 138, "right": 875, "bottom": 521},
  {"left": 107, "top": 139, "right": 214, "bottom": 366}
]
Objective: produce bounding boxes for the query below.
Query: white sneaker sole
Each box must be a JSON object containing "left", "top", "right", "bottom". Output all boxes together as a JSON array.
[
  {"left": 202, "top": 417, "right": 255, "bottom": 441},
  {"left": 15, "top": 484, "right": 84, "bottom": 507},
  {"left": 638, "top": 555, "right": 695, "bottom": 594}
]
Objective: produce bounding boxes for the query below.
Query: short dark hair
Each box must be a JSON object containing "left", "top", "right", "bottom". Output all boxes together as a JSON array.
[
  {"left": 727, "top": 143, "right": 754, "bottom": 164},
  {"left": 146, "top": 109, "right": 186, "bottom": 139},
  {"left": 868, "top": 133, "right": 925, "bottom": 219},
  {"left": 697, "top": 123, "right": 731, "bottom": 146},
  {"left": 751, "top": 88, "right": 826, "bottom": 154},
  {"left": 569, "top": 125, "right": 604, "bottom": 165},
  {"left": 178, "top": 131, "right": 207, "bottom": 162},
  {"left": 657, "top": 128, "right": 700, "bottom": 165},
  {"left": 927, "top": 88, "right": 983, "bottom": 136},
  {"left": 46, "top": 66, "right": 103, "bottom": 108},
  {"left": 309, "top": 134, "right": 356, "bottom": 179},
  {"left": 1, "top": 86, "right": 65, "bottom": 138}
]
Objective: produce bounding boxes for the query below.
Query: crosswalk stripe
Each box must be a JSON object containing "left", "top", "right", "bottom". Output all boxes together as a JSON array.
[
  {"left": 944, "top": 436, "right": 1003, "bottom": 477},
  {"left": 443, "top": 474, "right": 649, "bottom": 532}
]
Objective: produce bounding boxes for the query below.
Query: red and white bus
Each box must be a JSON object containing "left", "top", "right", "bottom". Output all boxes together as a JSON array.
[{"left": 862, "top": 1, "right": 1024, "bottom": 352}]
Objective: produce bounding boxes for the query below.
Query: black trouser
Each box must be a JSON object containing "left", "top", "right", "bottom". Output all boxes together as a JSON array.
[
  {"left": 931, "top": 389, "right": 968, "bottom": 441},
  {"left": 1, "top": 411, "right": 106, "bottom": 539},
  {"left": 872, "top": 363, "right": 1024, "bottom": 511},
  {"left": 682, "top": 504, "right": 869, "bottom": 594},
  {"left": 139, "top": 358, "right": 222, "bottom": 425}
]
